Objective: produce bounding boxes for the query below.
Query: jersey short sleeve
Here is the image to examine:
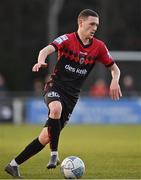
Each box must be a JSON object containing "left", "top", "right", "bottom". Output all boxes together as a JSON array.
[
  {"left": 97, "top": 42, "right": 114, "bottom": 67},
  {"left": 50, "top": 34, "right": 69, "bottom": 52}
]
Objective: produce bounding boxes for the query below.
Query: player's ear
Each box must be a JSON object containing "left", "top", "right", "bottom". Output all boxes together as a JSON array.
[{"left": 78, "top": 18, "right": 83, "bottom": 27}]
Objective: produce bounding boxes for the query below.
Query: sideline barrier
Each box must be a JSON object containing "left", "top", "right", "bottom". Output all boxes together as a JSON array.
[
  {"left": 71, "top": 98, "right": 141, "bottom": 124},
  {"left": 25, "top": 98, "right": 48, "bottom": 124},
  {"left": 0, "top": 99, "right": 13, "bottom": 123},
  {"left": 25, "top": 97, "right": 141, "bottom": 124}
]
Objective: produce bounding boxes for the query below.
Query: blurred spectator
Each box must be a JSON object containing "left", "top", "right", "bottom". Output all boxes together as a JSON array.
[
  {"left": 0, "top": 73, "right": 7, "bottom": 91},
  {"left": 0, "top": 73, "right": 8, "bottom": 99},
  {"left": 122, "top": 75, "right": 137, "bottom": 97},
  {"left": 33, "top": 78, "right": 44, "bottom": 96},
  {"left": 0, "top": 74, "right": 12, "bottom": 122},
  {"left": 89, "top": 79, "right": 108, "bottom": 98}
]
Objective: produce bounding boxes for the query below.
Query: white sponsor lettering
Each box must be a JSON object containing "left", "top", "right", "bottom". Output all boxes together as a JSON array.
[
  {"left": 76, "top": 68, "right": 87, "bottom": 75},
  {"left": 65, "top": 64, "right": 75, "bottom": 72},
  {"left": 65, "top": 64, "right": 87, "bottom": 75}
]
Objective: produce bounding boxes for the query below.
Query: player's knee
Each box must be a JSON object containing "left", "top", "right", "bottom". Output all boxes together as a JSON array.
[
  {"left": 39, "top": 136, "right": 49, "bottom": 145},
  {"left": 49, "top": 101, "right": 62, "bottom": 119}
]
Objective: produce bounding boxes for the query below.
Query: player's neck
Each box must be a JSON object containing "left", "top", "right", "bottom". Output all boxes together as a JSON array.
[{"left": 77, "top": 30, "right": 91, "bottom": 45}]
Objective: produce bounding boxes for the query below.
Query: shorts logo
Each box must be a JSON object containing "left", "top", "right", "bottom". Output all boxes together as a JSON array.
[{"left": 47, "top": 91, "right": 60, "bottom": 98}]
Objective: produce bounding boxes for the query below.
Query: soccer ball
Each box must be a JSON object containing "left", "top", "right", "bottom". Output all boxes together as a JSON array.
[{"left": 60, "top": 156, "right": 85, "bottom": 179}]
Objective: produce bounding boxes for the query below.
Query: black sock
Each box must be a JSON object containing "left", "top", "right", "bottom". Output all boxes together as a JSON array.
[
  {"left": 15, "top": 138, "right": 45, "bottom": 165},
  {"left": 48, "top": 118, "right": 61, "bottom": 151}
]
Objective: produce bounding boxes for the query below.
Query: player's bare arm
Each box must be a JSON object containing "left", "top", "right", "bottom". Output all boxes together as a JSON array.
[
  {"left": 32, "top": 45, "right": 56, "bottom": 72},
  {"left": 109, "top": 63, "right": 122, "bottom": 100}
]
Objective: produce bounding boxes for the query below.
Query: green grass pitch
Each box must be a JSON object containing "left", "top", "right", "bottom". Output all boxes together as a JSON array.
[{"left": 0, "top": 124, "right": 141, "bottom": 179}]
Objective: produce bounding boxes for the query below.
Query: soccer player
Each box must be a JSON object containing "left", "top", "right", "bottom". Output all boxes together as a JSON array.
[{"left": 5, "top": 9, "right": 122, "bottom": 178}]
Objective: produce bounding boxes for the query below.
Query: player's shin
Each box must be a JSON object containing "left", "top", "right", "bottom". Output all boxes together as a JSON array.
[
  {"left": 47, "top": 118, "right": 61, "bottom": 168},
  {"left": 14, "top": 138, "right": 45, "bottom": 165},
  {"left": 48, "top": 118, "right": 61, "bottom": 151}
]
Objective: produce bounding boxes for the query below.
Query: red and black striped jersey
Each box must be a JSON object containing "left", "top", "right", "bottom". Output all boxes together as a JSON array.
[{"left": 49, "top": 32, "right": 114, "bottom": 98}]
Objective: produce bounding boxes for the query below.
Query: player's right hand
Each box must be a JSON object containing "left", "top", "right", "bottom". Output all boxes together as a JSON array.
[{"left": 32, "top": 63, "right": 48, "bottom": 72}]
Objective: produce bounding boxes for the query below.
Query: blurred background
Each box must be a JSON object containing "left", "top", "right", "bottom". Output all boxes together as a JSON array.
[{"left": 0, "top": 0, "right": 141, "bottom": 124}]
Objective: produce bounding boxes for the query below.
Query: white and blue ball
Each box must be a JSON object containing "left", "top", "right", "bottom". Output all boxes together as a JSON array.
[{"left": 61, "top": 156, "right": 85, "bottom": 179}]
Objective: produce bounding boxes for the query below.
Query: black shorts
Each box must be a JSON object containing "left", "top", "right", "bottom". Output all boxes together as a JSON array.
[{"left": 43, "top": 83, "right": 78, "bottom": 129}]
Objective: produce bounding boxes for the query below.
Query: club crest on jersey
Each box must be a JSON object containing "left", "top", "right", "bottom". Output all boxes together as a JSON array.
[
  {"left": 79, "top": 57, "right": 85, "bottom": 64},
  {"left": 79, "top": 52, "right": 87, "bottom": 65}
]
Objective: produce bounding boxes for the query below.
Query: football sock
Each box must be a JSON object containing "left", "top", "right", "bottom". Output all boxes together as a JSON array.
[
  {"left": 14, "top": 138, "right": 45, "bottom": 165},
  {"left": 51, "top": 151, "right": 58, "bottom": 156},
  {"left": 48, "top": 118, "right": 61, "bottom": 151},
  {"left": 10, "top": 159, "right": 19, "bottom": 167}
]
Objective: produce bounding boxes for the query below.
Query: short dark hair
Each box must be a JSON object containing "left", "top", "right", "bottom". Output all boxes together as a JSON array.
[{"left": 78, "top": 9, "right": 99, "bottom": 20}]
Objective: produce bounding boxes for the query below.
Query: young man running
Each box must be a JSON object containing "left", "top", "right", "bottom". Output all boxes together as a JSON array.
[{"left": 5, "top": 9, "right": 122, "bottom": 178}]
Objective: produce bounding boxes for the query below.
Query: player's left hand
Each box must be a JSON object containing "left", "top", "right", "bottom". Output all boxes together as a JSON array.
[
  {"left": 109, "top": 79, "right": 122, "bottom": 100},
  {"left": 32, "top": 62, "right": 48, "bottom": 72}
]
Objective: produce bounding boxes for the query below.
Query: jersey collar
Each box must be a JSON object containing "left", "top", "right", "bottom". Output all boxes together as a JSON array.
[{"left": 75, "top": 32, "right": 93, "bottom": 48}]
